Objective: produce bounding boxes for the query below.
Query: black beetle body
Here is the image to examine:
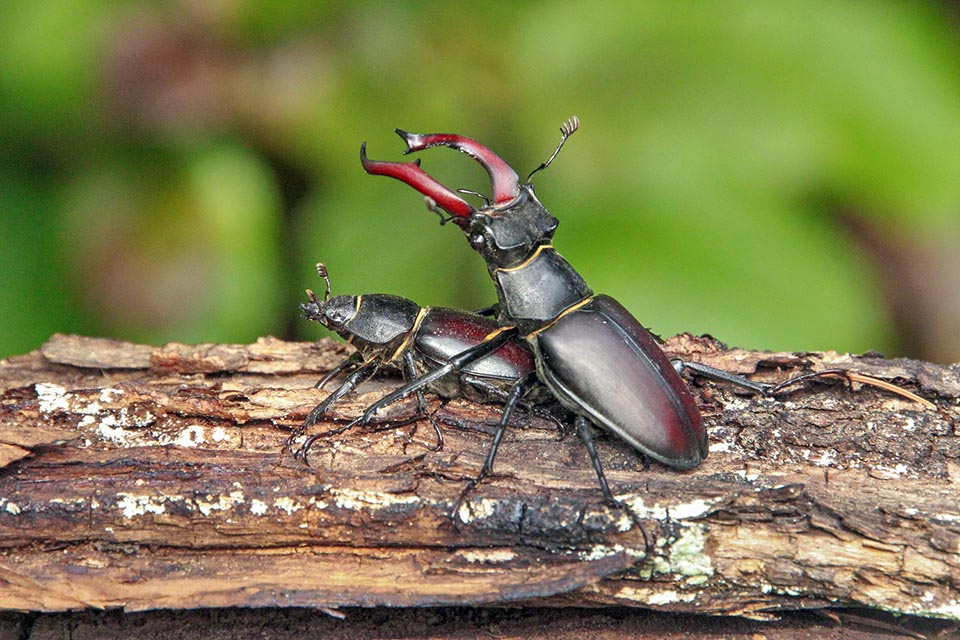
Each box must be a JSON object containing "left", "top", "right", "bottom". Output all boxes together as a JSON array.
[
  {"left": 360, "top": 120, "right": 706, "bottom": 481},
  {"left": 290, "top": 264, "right": 543, "bottom": 458},
  {"left": 532, "top": 294, "right": 705, "bottom": 469}
]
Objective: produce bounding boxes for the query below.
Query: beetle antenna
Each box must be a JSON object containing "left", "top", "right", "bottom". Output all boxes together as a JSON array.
[
  {"left": 425, "top": 196, "right": 468, "bottom": 228},
  {"left": 457, "top": 188, "right": 491, "bottom": 207},
  {"left": 525, "top": 115, "right": 579, "bottom": 183},
  {"left": 315, "top": 263, "right": 332, "bottom": 301}
]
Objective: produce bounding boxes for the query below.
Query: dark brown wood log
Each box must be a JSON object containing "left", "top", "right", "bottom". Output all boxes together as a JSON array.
[{"left": 0, "top": 333, "right": 957, "bottom": 621}]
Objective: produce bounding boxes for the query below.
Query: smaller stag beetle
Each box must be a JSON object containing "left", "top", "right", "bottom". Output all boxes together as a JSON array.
[{"left": 288, "top": 263, "right": 553, "bottom": 461}]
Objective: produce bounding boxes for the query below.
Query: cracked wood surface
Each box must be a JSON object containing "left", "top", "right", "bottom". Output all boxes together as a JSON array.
[{"left": 0, "top": 333, "right": 957, "bottom": 618}]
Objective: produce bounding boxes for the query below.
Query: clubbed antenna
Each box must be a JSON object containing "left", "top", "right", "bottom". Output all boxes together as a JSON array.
[
  {"left": 526, "top": 115, "right": 579, "bottom": 183},
  {"left": 315, "top": 263, "right": 332, "bottom": 301}
]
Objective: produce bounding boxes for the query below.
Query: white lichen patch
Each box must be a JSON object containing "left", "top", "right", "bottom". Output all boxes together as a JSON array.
[
  {"left": 458, "top": 549, "right": 517, "bottom": 564},
  {"left": 457, "top": 497, "right": 499, "bottom": 523},
  {"left": 665, "top": 524, "right": 714, "bottom": 581},
  {"left": 273, "top": 497, "right": 302, "bottom": 515},
  {"left": 813, "top": 449, "right": 838, "bottom": 467},
  {"left": 308, "top": 496, "right": 329, "bottom": 510},
  {"left": 614, "top": 511, "right": 636, "bottom": 533},
  {"left": 648, "top": 589, "right": 696, "bottom": 606},
  {"left": 0, "top": 498, "right": 21, "bottom": 515},
  {"left": 116, "top": 493, "right": 170, "bottom": 518},
  {"left": 97, "top": 421, "right": 134, "bottom": 444},
  {"left": 732, "top": 469, "right": 761, "bottom": 481},
  {"left": 211, "top": 427, "right": 230, "bottom": 442},
  {"left": 619, "top": 495, "right": 721, "bottom": 521},
  {"left": 721, "top": 396, "right": 751, "bottom": 412},
  {"left": 105, "top": 409, "right": 155, "bottom": 427},
  {"left": 249, "top": 499, "right": 268, "bottom": 516},
  {"left": 35, "top": 383, "right": 70, "bottom": 413},
  {"left": 900, "top": 593, "right": 960, "bottom": 619},
  {"left": 195, "top": 489, "right": 245, "bottom": 516},
  {"left": 99, "top": 388, "right": 124, "bottom": 403},
  {"left": 579, "top": 544, "right": 633, "bottom": 562},
  {"left": 36, "top": 383, "right": 161, "bottom": 446},
  {"left": 90, "top": 410, "right": 158, "bottom": 446},
  {"left": 708, "top": 440, "right": 733, "bottom": 453},
  {"left": 932, "top": 512, "right": 960, "bottom": 524},
  {"left": 615, "top": 585, "right": 697, "bottom": 606},
  {"left": 330, "top": 487, "right": 420, "bottom": 511},
  {"left": 172, "top": 425, "right": 205, "bottom": 448},
  {"left": 870, "top": 464, "right": 910, "bottom": 480}
]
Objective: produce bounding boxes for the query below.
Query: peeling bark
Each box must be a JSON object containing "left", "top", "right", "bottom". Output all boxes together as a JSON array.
[{"left": 0, "top": 333, "right": 957, "bottom": 619}]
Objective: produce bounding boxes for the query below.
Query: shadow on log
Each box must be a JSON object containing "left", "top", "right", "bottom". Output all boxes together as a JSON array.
[{"left": 0, "top": 333, "right": 957, "bottom": 621}]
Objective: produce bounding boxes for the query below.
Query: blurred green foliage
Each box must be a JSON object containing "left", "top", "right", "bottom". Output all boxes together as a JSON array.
[{"left": 1, "top": 1, "right": 959, "bottom": 361}]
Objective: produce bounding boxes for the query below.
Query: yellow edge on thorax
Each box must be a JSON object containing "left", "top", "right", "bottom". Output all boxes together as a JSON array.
[
  {"left": 388, "top": 306, "right": 429, "bottom": 362},
  {"left": 526, "top": 296, "right": 593, "bottom": 337},
  {"left": 493, "top": 244, "right": 553, "bottom": 274}
]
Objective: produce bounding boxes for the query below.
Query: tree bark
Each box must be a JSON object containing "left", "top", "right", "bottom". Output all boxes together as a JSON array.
[{"left": 0, "top": 333, "right": 957, "bottom": 620}]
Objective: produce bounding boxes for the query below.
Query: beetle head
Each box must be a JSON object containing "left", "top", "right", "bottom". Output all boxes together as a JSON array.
[
  {"left": 465, "top": 187, "right": 558, "bottom": 268},
  {"left": 300, "top": 263, "right": 359, "bottom": 334},
  {"left": 361, "top": 119, "right": 576, "bottom": 268}
]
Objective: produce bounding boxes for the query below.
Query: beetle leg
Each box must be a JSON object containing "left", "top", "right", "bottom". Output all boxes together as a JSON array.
[
  {"left": 575, "top": 415, "right": 652, "bottom": 559},
  {"left": 574, "top": 415, "right": 614, "bottom": 503},
  {"left": 288, "top": 356, "right": 381, "bottom": 463},
  {"left": 460, "top": 375, "right": 567, "bottom": 439},
  {"left": 673, "top": 359, "right": 935, "bottom": 409},
  {"left": 671, "top": 359, "right": 770, "bottom": 394},
  {"left": 449, "top": 372, "right": 537, "bottom": 521},
  {"left": 402, "top": 350, "right": 444, "bottom": 452},
  {"left": 315, "top": 352, "right": 364, "bottom": 391},
  {"left": 355, "top": 327, "right": 520, "bottom": 426}
]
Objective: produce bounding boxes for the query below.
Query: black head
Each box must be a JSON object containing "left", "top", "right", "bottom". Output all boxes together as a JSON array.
[
  {"left": 464, "top": 186, "right": 558, "bottom": 268},
  {"left": 361, "top": 118, "right": 577, "bottom": 269},
  {"left": 300, "top": 263, "right": 359, "bottom": 337},
  {"left": 301, "top": 294, "right": 358, "bottom": 335}
]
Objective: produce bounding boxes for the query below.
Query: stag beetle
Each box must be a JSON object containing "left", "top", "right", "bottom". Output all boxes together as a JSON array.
[
  {"left": 356, "top": 117, "right": 704, "bottom": 499},
  {"left": 288, "top": 263, "right": 554, "bottom": 461},
  {"left": 353, "top": 118, "right": 933, "bottom": 508}
]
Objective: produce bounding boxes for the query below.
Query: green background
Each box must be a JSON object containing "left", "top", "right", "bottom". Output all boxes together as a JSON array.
[{"left": 2, "top": 1, "right": 959, "bottom": 363}]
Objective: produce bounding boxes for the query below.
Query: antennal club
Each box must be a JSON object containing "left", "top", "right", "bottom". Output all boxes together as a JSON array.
[
  {"left": 526, "top": 115, "right": 580, "bottom": 183},
  {"left": 315, "top": 263, "right": 332, "bottom": 301}
]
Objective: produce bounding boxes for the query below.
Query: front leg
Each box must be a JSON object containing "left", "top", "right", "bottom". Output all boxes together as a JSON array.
[{"left": 286, "top": 355, "right": 381, "bottom": 460}]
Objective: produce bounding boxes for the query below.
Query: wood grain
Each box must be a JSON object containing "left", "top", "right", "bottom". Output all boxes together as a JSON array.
[{"left": 0, "top": 333, "right": 957, "bottom": 619}]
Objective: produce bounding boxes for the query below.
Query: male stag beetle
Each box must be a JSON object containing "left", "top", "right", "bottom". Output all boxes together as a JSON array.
[
  {"left": 288, "top": 263, "right": 554, "bottom": 461},
  {"left": 353, "top": 117, "right": 933, "bottom": 507}
]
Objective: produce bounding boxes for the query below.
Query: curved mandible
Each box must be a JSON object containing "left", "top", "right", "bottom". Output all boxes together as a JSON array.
[
  {"left": 395, "top": 129, "right": 521, "bottom": 206},
  {"left": 360, "top": 143, "right": 474, "bottom": 219}
]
